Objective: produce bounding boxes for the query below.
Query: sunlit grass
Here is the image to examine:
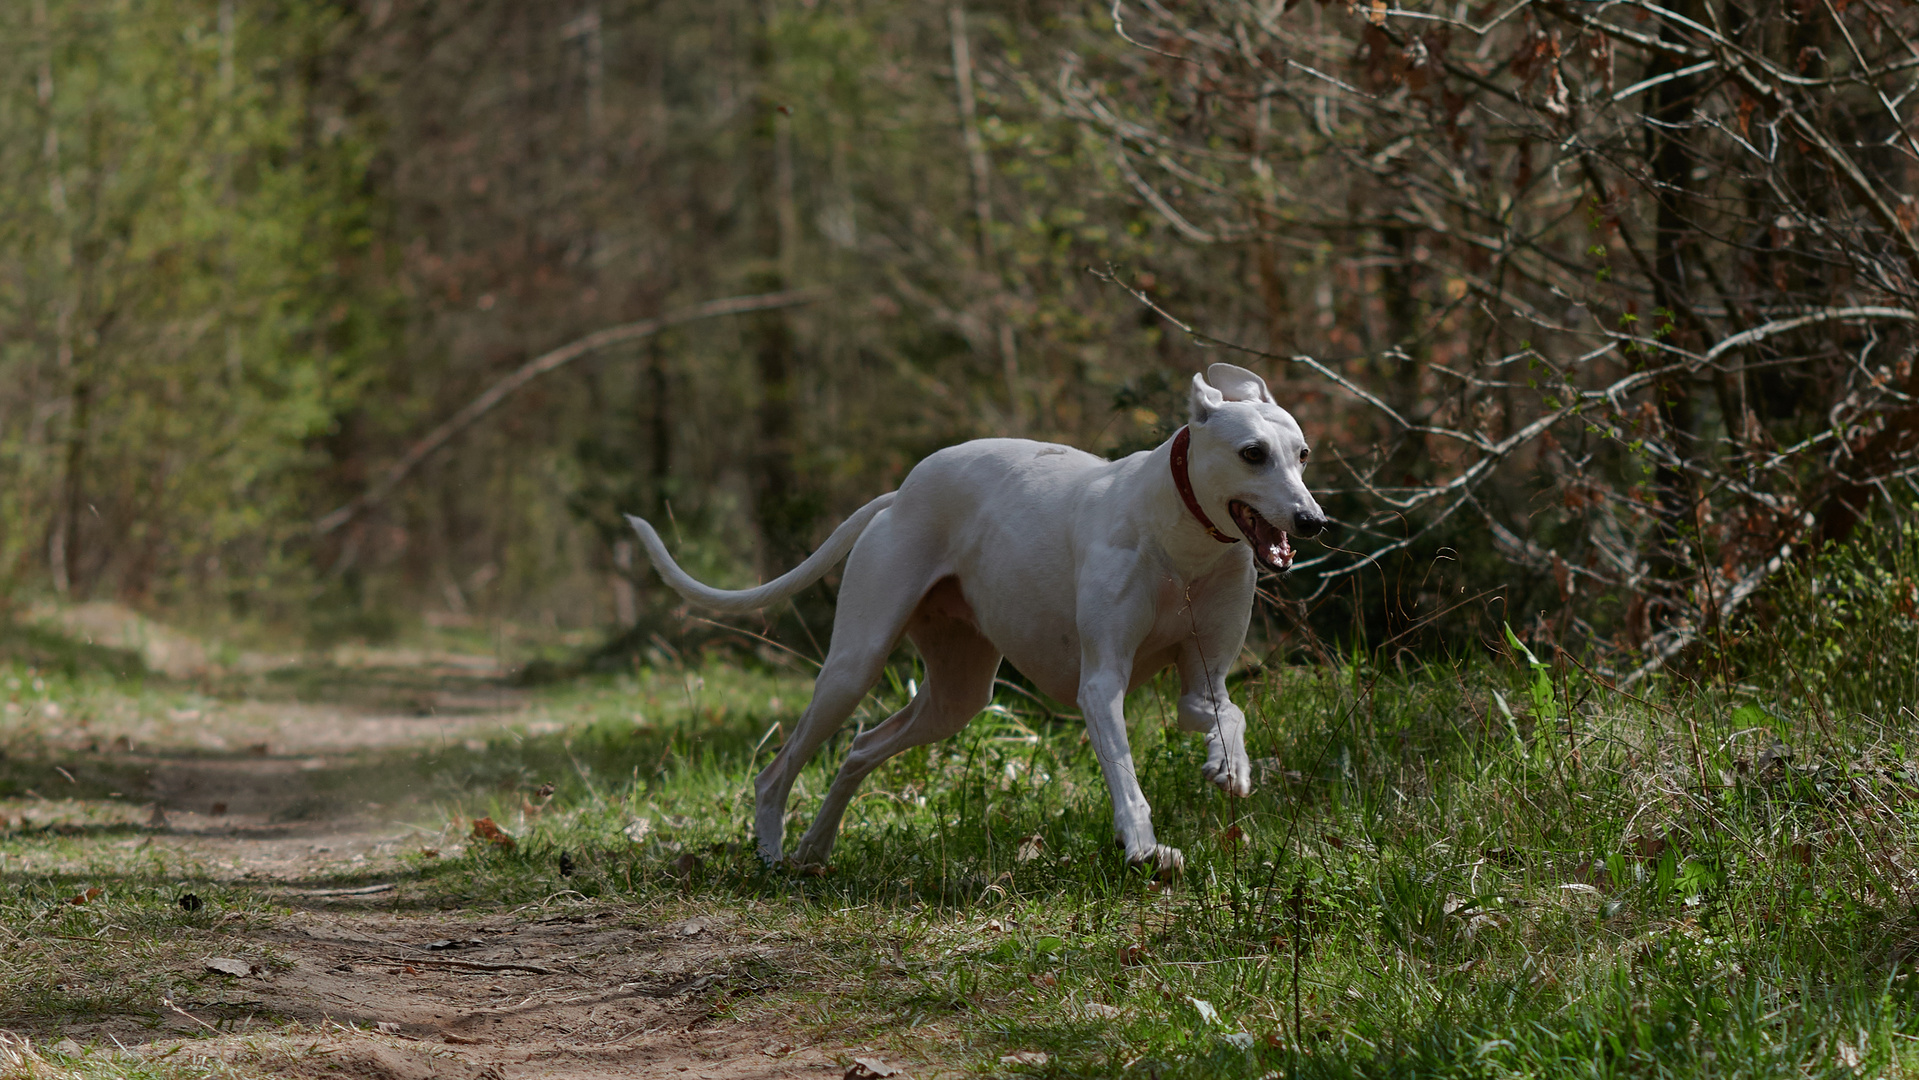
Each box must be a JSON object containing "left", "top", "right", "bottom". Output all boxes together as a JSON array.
[
  {"left": 5, "top": 526, "right": 1919, "bottom": 1077},
  {"left": 382, "top": 643, "right": 1919, "bottom": 1079}
]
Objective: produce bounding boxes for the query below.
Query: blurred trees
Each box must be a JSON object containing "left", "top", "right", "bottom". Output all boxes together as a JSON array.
[
  {"left": 2, "top": 0, "right": 1914, "bottom": 680},
  {"left": 0, "top": 0, "right": 387, "bottom": 617}
]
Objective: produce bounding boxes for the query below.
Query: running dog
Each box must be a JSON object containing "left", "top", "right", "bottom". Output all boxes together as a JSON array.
[{"left": 626, "top": 363, "right": 1325, "bottom": 873}]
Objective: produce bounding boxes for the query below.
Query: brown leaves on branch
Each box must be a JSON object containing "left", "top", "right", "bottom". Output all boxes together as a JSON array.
[{"left": 1079, "top": 0, "right": 1918, "bottom": 675}]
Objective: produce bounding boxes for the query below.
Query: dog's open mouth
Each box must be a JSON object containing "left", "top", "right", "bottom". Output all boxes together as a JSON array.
[{"left": 1228, "top": 501, "right": 1294, "bottom": 572}]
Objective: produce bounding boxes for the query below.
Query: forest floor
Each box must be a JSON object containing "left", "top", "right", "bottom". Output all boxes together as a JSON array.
[
  {"left": 0, "top": 611, "right": 940, "bottom": 1080},
  {"left": 6, "top": 599, "right": 1918, "bottom": 1080}
]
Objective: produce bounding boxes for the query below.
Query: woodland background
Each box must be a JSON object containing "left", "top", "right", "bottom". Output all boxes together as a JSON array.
[{"left": 3, "top": 0, "right": 1916, "bottom": 679}]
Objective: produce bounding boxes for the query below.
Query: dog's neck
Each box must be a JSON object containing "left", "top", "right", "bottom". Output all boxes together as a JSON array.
[{"left": 1169, "top": 427, "right": 1240, "bottom": 546}]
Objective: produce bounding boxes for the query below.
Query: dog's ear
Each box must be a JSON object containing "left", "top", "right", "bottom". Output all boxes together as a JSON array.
[
  {"left": 1205, "top": 363, "right": 1274, "bottom": 404},
  {"left": 1190, "top": 372, "right": 1226, "bottom": 423}
]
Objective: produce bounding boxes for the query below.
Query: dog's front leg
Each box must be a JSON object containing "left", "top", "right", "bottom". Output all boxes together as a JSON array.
[
  {"left": 1177, "top": 648, "right": 1252, "bottom": 798},
  {"left": 1077, "top": 580, "right": 1184, "bottom": 875},
  {"left": 1172, "top": 569, "right": 1256, "bottom": 797},
  {"left": 1179, "top": 692, "right": 1251, "bottom": 797}
]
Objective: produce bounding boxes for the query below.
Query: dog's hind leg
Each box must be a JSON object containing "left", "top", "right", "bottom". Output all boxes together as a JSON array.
[
  {"left": 790, "top": 590, "right": 999, "bottom": 866},
  {"left": 753, "top": 515, "right": 934, "bottom": 864}
]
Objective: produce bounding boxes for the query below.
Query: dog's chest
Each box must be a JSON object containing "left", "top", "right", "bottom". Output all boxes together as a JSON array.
[{"left": 1140, "top": 574, "right": 1207, "bottom": 648}]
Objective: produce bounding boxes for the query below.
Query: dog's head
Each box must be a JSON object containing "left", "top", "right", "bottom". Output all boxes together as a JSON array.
[{"left": 1186, "top": 363, "right": 1327, "bottom": 572}]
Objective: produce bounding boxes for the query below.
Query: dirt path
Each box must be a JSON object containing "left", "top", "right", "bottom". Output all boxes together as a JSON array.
[
  {"left": 52, "top": 904, "right": 859, "bottom": 1080},
  {"left": 4, "top": 648, "right": 912, "bottom": 1080}
]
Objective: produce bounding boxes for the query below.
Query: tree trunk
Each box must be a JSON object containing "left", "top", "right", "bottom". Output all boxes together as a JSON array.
[
  {"left": 1641, "top": 2, "right": 1705, "bottom": 604},
  {"left": 749, "top": 14, "right": 815, "bottom": 574}
]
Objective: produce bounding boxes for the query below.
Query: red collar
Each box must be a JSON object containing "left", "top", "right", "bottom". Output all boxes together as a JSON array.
[{"left": 1170, "top": 427, "right": 1239, "bottom": 545}]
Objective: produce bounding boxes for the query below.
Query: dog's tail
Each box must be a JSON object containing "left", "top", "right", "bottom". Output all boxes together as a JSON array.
[{"left": 624, "top": 492, "right": 898, "bottom": 615}]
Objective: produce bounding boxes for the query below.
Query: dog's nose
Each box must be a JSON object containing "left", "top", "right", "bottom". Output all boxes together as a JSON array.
[{"left": 1293, "top": 509, "right": 1328, "bottom": 538}]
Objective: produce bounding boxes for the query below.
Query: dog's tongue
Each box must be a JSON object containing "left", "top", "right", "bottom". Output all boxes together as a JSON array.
[{"left": 1228, "top": 501, "right": 1294, "bottom": 572}]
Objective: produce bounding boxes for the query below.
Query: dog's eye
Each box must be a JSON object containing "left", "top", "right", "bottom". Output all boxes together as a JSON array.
[
  {"left": 1299, "top": 447, "right": 1311, "bottom": 464},
  {"left": 1239, "top": 445, "right": 1268, "bottom": 465}
]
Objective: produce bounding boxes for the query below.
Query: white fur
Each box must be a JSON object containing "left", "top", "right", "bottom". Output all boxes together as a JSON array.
[{"left": 626, "top": 364, "right": 1323, "bottom": 873}]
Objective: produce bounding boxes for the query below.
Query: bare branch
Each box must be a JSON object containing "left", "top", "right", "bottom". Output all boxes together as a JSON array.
[{"left": 313, "top": 289, "right": 826, "bottom": 537}]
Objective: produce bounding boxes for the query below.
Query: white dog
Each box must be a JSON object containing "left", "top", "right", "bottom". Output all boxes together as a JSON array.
[{"left": 626, "top": 363, "right": 1324, "bottom": 873}]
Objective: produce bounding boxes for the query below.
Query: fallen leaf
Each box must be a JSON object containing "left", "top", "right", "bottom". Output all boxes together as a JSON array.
[
  {"left": 418, "top": 848, "right": 440, "bottom": 859},
  {"left": 1220, "top": 1032, "right": 1257, "bottom": 1049},
  {"left": 443, "top": 1033, "right": 485, "bottom": 1045},
  {"left": 1220, "top": 824, "right": 1246, "bottom": 851},
  {"left": 204, "top": 958, "right": 255, "bottom": 978},
  {"left": 375, "top": 1021, "right": 401, "bottom": 1035},
  {"left": 845, "top": 1056, "right": 902, "bottom": 1079},
  {"left": 1464, "top": 912, "right": 1509, "bottom": 937},
  {"left": 762, "top": 1041, "right": 796, "bottom": 1057},
  {"left": 1082, "top": 1002, "right": 1124, "bottom": 1020},
  {"left": 680, "top": 920, "right": 704, "bottom": 937},
  {"left": 470, "top": 817, "right": 515, "bottom": 851},
  {"left": 1000, "top": 1050, "right": 1050, "bottom": 1067},
  {"left": 68, "top": 887, "right": 102, "bottom": 905},
  {"left": 623, "top": 818, "right": 653, "bottom": 843},
  {"left": 1484, "top": 846, "right": 1522, "bottom": 867},
  {"left": 1015, "top": 835, "right": 1045, "bottom": 862},
  {"left": 1189, "top": 997, "right": 1220, "bottom": 1025}
]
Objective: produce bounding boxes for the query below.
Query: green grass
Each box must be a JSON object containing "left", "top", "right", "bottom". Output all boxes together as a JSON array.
[
  {"left": 5, "top": 524, "right": 1919, "bottom": 1077},
  {"left": 8, "top": 650, "right": 1919, "bottom": 1077},
  {"left": 427, "top": 651, "right": 1915, "bottom": 1079}
]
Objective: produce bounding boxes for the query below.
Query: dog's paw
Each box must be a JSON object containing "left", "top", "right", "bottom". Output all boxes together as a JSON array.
[
  {"left": 1197, "top": 740, "right": 1258, "bottom": 798},
  {"left": 789, "top": 833, "right": 838, "bottom": 868},
  {"left": 1126, "top": 844, "right": 1185, "bottom": 879},
  {"left": 1210, "top": 765, "right": 1253, "bottom": 798}
]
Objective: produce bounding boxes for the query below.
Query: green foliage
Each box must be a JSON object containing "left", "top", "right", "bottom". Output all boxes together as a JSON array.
[
  {"left": 1739, "top": 509, "right": 1919, "bottom": 726},
  {"left": 0, "top": 0, "right": 392, "bottom": 613},
  {"left": 1503, "top": 620, "right": 1557, "bottom": 722}
]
